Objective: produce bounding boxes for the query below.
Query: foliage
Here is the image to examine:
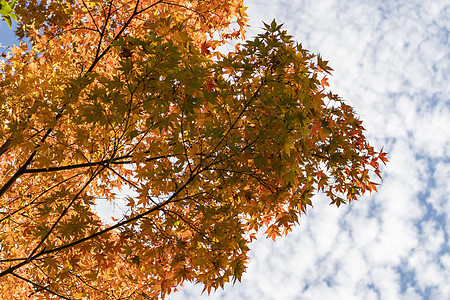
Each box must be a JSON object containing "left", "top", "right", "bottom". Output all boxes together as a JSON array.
[
  {"left": 0, "top": 0, "right": 17, "bottom": 28},
  {"left": 0, "top": 0, "right": 387, "bottom": 298}
]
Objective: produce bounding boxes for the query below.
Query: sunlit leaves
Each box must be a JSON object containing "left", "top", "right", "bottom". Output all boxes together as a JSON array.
[
  {"left": 0, "top": 2, "right": 386, "bottom": 299},
  {"left": 0, "top": 0, "right": 17, "bottom": 28}
]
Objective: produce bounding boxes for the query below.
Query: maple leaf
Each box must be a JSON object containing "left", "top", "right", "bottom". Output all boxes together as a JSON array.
[
  {"left": 317, "top": 54, "right": 334, "bottom": 74},
  {"left": 0, "top": 6, "right": 386, "bottom": 300},
  {"left": 378, "top": 147, "right": 389, "bottom": 164},
  {"left": 320, "top": 76, "right": 330, "bottom": 89},
  {"left": 201, "top": 41, "right": 212, "bottom": 56},
  {"left": 0, "top": 0, "right": 18, "bottom": 28}
]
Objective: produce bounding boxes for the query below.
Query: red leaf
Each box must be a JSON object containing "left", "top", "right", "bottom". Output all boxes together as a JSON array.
[{"left": 320, "top": 77, "right": 329, "bottom": 89}]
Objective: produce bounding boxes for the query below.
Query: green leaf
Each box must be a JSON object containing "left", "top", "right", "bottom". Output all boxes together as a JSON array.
[
  {"left": 317, "top": 54, "right": 334, "bottom": 74},
  {"left": 232, "top": 258, "right": 246, "bottom": 283},
  {"left": 4, "top": 15, "right": 12, "bottom": 28},
  {"left": 283, "top": 137, "right": 296, "bottom": 156},
  {"left": 0, "top": 1, "right": 13, "bottom": 14}
]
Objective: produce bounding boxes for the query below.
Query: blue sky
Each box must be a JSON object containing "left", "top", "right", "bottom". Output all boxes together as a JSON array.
[{"left": 1, "top": 0, "right": 449, "bottom": 299}]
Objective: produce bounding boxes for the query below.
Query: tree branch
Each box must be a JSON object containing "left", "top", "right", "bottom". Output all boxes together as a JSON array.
[
  {"left": 0, "top": 160, "right": 202, "bottom": 279},
  {"left": 23, "top": 154, "right": 174, "bottom": 174},
  {"left": 0, "top": 137, "right": 11, "bottom": 158},
  {"left": 11, "top": 272, "right": 71, "bottom": 300},
  {"left": 0, "top": 173, "right": 82, "bottom": 223},
  {"left": 0, "top": 115, "right": 64, "bottom": 199},
  {"left": 27, "top": 162, "right": 109, "bottom": 260}
]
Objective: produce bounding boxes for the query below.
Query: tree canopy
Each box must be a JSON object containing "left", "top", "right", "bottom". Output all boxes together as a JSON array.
[{"left": 0, "top": 0, "right": 387, "bottom": 298}]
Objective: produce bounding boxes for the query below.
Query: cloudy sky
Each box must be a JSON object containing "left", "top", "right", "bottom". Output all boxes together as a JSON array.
[{"left": 1, "top": 0, "right": 449, "bottom": 299}]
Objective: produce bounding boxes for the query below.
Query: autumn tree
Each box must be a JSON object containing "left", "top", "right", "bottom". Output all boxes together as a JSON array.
[{"left": 0, "top": 0, "right": 387, "bottom": 298}]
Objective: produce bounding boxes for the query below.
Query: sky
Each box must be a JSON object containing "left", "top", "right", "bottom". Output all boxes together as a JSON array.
[{"left": 1, "top": 0, "right": 449, "bottom": 299}]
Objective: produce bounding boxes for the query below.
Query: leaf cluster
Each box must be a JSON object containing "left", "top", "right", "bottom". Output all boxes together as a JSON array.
[
  {"left": 0, "top": 0, "right": 17, "bottom": 28},
  {"left": 0, "top": 2, "right": 386, "bottom": 299}
]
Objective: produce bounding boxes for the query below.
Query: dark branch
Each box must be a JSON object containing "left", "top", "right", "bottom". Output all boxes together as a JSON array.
[
  {"left": 0, "top": 173, "right": 82, "bottom": 223},
  {"left": 0, "top": 161, "right": 202, "bottom": 279},
  {"left": 23, "top": 154, "right": 174, "bottom": 174},
  {"left": 11, "top": 272, "right": 71, "bottom": 300},
  {"left": 27, "top": 162, "right": 109, "bottom": 260}
]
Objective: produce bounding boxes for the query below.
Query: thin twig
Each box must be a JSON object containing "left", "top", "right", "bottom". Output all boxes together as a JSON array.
[{"left": 11, "top": 272, "right": 71, "bottom": 300}]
